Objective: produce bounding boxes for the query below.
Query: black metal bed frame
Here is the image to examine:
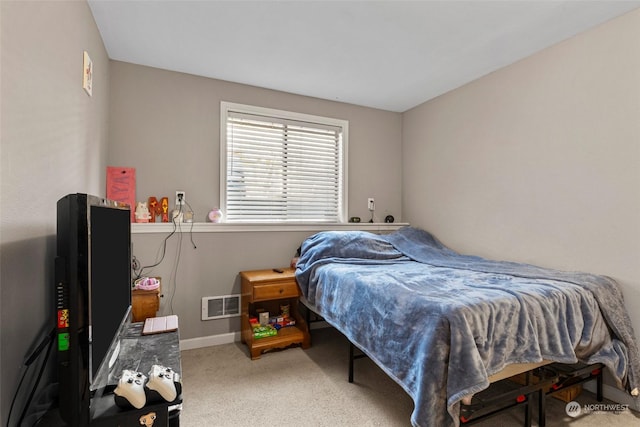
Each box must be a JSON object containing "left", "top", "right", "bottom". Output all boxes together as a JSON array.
[{"left": 300, "top": 295, "right": 604, "bottom": 427}]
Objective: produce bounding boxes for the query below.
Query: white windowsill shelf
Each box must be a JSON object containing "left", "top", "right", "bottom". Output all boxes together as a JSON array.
[{"left": 131, "top": 222, "right": 409, "bottom": 234}]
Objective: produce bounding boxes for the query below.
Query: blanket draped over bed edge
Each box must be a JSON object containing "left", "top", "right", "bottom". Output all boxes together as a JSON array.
[{"left": 295, "top": 226, "right": 640, "bottom": 427}]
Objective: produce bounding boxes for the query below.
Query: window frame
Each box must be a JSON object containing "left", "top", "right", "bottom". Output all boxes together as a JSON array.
[{"left": 220, "top": 101, "right": 349, "bottom": 223}]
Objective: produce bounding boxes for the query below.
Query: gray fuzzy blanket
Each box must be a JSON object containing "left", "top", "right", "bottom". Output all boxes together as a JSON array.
[{"left": 295, "top": 227, "right": 640, "bottom": 427}]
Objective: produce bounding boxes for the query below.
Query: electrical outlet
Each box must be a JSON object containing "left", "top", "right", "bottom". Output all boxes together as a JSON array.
[
  {"left": 175, "top": 191, "right": 186, "bottom": 206},
  {"left": 368, "top": 198, "right": 375, "bottom": 211}
]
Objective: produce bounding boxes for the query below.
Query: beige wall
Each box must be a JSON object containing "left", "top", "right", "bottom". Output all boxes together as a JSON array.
[
  {"left": 0, "top": 0, "right": 110, "bottom": 424},
  {"left": 108, "top": 61, "right": 403, "bottom": 340},
  {"left": 109, "top": 61, "right": 403, "bottom": 222},
  {"left": 403, "top": 8, "right": 640, "bottom": 398}
]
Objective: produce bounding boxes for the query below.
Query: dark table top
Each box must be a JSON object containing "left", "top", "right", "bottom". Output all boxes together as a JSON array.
[{"left": 37, "top": 321, "right": 183, "bottom": 426}]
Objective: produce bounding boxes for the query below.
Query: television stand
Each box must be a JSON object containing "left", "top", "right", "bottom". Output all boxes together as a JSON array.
[{"left": 37, "top": 322, "right": 182, "bottom": 427}]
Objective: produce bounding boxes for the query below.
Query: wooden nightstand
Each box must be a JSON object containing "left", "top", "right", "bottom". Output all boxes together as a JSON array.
[
  {"left": 240, "top": 268, "right": 310, "bottom": 359},
  {"left": 131, "top": 280, "right": 161, "bottom": 322}
]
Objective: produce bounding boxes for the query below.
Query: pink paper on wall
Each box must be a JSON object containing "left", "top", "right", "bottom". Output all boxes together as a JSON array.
[{"left": 106, "top": 167, "right": 136, "bottom": 222}]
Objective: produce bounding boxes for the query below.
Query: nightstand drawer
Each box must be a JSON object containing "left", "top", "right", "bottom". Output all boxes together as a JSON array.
[{"left": 253, "top": 281, "right": 298, "bottom": 300}]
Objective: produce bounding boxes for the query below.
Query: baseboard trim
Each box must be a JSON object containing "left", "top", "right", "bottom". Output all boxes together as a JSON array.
[
  {"left": 180, "top": 331, "right": 240, "bottom": 350},
  {"left": 180, "top": 323, "right": 331, "bottom": 351}
]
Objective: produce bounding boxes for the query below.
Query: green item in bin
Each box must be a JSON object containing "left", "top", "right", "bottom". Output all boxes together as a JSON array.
[{"left": 253, "top": 325, "right": 278, "bottom": 339}]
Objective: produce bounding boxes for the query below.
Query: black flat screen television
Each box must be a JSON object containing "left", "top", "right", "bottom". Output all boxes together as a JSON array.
[{"left": 55, "top": 193, "right": 132, "bottom": 426}]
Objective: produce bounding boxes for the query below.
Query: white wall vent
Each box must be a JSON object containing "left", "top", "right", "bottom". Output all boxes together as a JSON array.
[{"left": 201, "top": 294, "right": 241, "bottom": 320}]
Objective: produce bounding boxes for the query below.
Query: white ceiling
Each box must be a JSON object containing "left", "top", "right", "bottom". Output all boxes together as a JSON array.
[{"left": 88, "top": 0, "right": 640, "bottom": 112}]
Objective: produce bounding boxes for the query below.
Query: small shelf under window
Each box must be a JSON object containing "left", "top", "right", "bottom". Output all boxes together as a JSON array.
[{"left": 131, "top": 222, "right": 409, "bottom": 234}]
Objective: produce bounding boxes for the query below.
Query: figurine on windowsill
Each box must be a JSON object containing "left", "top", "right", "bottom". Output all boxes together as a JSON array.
[
  {"left": 147, "top": 196, "right": 158, "bottom": 223},
  {"left": 208, "top": 208, "right": 223, "bottom": 223},
  {"left": 135, "top": 202, "right": 151, "bottom": 223},
  {"left": 160, "top": 197, "right": 169, "bottom": 222}
]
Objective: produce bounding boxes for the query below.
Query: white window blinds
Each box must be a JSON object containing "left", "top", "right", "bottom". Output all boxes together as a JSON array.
[{"left": 221, "top": 103, "right": 348, "bottom": 223}]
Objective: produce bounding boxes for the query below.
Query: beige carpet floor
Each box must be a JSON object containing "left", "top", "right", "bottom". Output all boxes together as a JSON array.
[{"left": 179, "top": 327, "right": 639, "bottom": 426}]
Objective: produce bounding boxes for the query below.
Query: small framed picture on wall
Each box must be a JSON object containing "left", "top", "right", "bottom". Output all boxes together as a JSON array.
[{"left": 83, "top": 51, "right": 93, "bottom": 96}]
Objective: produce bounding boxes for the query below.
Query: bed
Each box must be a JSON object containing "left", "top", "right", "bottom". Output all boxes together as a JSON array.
[{"left": 294, "top": 226, "right": 640, "bottom": 427}]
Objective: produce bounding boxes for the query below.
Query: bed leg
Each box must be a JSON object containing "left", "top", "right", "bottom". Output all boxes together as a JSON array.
[
  {"left": 519, "top": 371, "right": 537, "bottom": 427},
  {"left": 304, "top": 305, "right": 312, "bottom": 344},
  {"left": 538, "top": 388, "right": 546, "bottom": 427},
  {"left": 596, "top": 368, "right": 603, "bottom": 402},
  {"left": 348, "top": 342, "right": 355, "bottom": 383},
  {"left": 524, "top": 394, "right": 532, "bottom": 427}
]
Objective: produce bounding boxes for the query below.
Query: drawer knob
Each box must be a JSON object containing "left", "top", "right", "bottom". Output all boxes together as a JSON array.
[{"left": 279, "top": 288, "right": 284, "bottom": 294}]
